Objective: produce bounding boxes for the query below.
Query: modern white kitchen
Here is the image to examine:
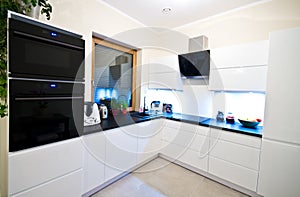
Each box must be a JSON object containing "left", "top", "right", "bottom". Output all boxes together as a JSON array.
[{"left": 1, "top": 0, "right": 300, "bottom": 197}]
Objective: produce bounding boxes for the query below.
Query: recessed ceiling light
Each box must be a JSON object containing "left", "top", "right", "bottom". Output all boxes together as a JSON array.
[{"left": 162, "top": 7, "right": 172, "bottom": 14}]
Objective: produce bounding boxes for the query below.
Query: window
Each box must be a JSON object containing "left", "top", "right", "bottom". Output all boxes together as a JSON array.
[{"left": 92, "top": 37, "right": 137, "bottom": 110}]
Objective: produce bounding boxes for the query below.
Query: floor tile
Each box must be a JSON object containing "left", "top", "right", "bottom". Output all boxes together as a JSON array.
[{"left": 92, "top": 158, "right": 249, "bottom": 197}]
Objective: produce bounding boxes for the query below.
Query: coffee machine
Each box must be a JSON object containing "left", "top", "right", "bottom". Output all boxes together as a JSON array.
[{"left": 150, "top": 101, "right": 163, "bottom": 114}]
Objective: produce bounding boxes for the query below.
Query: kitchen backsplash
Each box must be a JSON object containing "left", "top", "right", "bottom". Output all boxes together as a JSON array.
[{"left": 212, "top": 91, "right": 266, "bottom": 123}]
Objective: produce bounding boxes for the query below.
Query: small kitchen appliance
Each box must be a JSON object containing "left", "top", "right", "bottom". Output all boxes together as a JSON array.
[
  {"left": 99, "top": 104, "right": 108, "bottom": 119},
  {"left": 150, "top": 101, "right": 162, "bottom": 114},
  {"left": 84, "top": 102, "right": 101, "bottom": 126}
]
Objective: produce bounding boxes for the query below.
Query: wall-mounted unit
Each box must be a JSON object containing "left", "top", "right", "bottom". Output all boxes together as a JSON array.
[{"left": 178, "top": 50, "right": 210, "bottom": 79}]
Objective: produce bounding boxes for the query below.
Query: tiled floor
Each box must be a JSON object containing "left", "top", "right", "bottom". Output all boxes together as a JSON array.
[{"left": 92, "top": 158, "right": 249, "bottom": 197}]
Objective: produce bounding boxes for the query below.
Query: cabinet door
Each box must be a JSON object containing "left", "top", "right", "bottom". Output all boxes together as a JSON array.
[
  {"left": 104, "top": 127, "right": 138, "bottom": 181},
  {"left": 210, "top": 40, "right": 269, "bottom": 69},
  {"left": 209, "top": 156, "right": 258, "bottom": 191},
  {"left": 149, "top": 72, "right": 183, "bottom": 90},
  {"left": 12, "top": 170, "right": 82, "bottom": 197},
  {"left": 148, "top": 55, "right": 183, "bottom": 90},
  {"left": 82, "top": 132, "right": 106, "bottom": 193},
  {"left": 208, "top": 129, "right": 261, "bottom": 191},
  {"left": 9, "top": 138, "right": 83, "bottom": 195},
  {"left": 209, "top": 66, "right": 268, "bottom": 91},
  {"left": 137, "top": 119, "right": 164, "bottom": 163}
]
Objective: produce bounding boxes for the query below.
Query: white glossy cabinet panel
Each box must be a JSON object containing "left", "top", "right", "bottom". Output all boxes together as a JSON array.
[
  {"left": 136, "top": 120, "right": 164, "bottom": 163},
  {"left": 210, "top": 40, "right": 269, "bottom": 69},
  {"left": 209, "top": 139, "right": 260, "bottom": 170},
  {"left": 209, "top": 66, "right": 268, "bottom": 91},
  {"left": 210, "top": 128, "right": 261, "bottom": 149},
  {"left": 258, "top": 140, "right": 300, "bottom": 197},
  {"left": 9, "top": 138, "right": 83, "bottom": 195},
  {"left": 148, "top": 72, "right": 183, "bottom": 90},
  {"left": 209, "top": 156, "right": 258, "bottom": 191},
  {"left": 82, "top": 132, "right": 106, "bottom": 193},
  {"left": 12, "top": 170, "right": 82, "bottom": 197},
  {"left": 161, "top": 122, "right": 210, "bottom": 172},
  {"left": 104, "top": 128, "right": 138, "bottom": 181},
  {"left": 179, "top": 149, "right": 208, "bottom": 171},
  {"left": 148, "top": 55, "right": 183, "bottom": 90},
  {"left": 148, "top": 56, "right": 180, "bottom": 74},
  {"left": 209, "top": 129, "right": 261, "bottom": 191}
]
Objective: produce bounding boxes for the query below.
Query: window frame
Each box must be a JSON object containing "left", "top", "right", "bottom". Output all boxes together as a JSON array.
[{"left": 92, "top": 36, "right": 137, "bottom": 110}]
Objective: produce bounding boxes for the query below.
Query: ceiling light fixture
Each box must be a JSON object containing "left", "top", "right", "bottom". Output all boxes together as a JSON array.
[{"left": 162, "top": 7, "right": 172, "bottom": 14}]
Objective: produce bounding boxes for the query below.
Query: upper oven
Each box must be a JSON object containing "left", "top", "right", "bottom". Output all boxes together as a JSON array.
[{"left": 8, "top": 17, "right": 85, "bottom": 81}]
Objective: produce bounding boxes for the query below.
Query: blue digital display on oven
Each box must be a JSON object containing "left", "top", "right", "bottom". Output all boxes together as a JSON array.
[
  {"left": 50, "top": 83, "right": 57, "bottom": 88},
  {"left": 50, "top": 32, "right": 58, "bottom": 37}
]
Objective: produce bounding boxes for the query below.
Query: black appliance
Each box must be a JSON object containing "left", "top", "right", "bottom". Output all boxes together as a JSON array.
[
  {"left": 178, "top": 50, "right": 210, "bottom": 78},
  {"left": 8, "top": 16, "right": 85, "bottom": 81},
  {"left": 8, "top": 14, "right": 85, "bottom": 152},
  {"left": 9, "top": 79, "right": 84, "bottom": 152}
]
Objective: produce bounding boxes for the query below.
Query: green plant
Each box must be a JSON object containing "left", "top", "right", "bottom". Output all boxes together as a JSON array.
[
  {"left": 0, "top": 0, "right": 52, "bottom": 117},
  {"left": 22, "top": 0, "right": 52, "bottom": 20},
  {"left": 110, "top": 98, "right": 120, "bottom": 110}
]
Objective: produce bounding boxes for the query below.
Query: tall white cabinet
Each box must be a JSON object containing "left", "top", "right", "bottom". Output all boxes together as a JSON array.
[{"left": 257, "top": 28, "right": 300, "bottom": 197}]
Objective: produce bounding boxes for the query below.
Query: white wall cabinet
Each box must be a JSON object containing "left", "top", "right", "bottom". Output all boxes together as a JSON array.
[
  {"left": 148, "top": 55, "right": 183, "bottom": 90},
  {"left": 208, "top": 128, "right": 261, "bottom": 191},
  {"left": 8, "top": 138, "right": 83, "bottom": 196},
  {"left": 209, "top": 40, "right": 269, "bottom": 91}
]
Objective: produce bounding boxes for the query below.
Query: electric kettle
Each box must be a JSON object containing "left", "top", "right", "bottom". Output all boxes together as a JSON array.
[{"left": 100, "top": 104, "right": 108, "bottom": 119}]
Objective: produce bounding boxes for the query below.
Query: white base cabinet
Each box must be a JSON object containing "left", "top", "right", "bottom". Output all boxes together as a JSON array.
[
  {"left": 160, "top": 120, "right": 210, "bottom": 172},
  {"left": 82, "top": 132, "right": 106, "bottom": 194},
  {"left": 12, "top": 170, "right": 82, "bottom": 197},
  {"left": 104, "top": 127, "right": 138, "bottom": 181},
  {"left": 208, "top": 128, "right": 261, "bottom": 191},
  {"left": 8, "top": 138, "right": 83, "bottom": 196}
]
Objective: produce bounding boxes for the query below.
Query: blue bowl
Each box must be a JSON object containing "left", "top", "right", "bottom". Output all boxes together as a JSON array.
[{"left": 238, "top": 119, "right": 260, "bottom": 128}]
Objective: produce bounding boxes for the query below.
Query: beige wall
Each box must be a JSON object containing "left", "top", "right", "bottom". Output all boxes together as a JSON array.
[
  {"left": 175, "top": 0, "right": 300, "bottom": 48},
  {"left": 40, "top": 0, "right": 143, "bottom": 101}
]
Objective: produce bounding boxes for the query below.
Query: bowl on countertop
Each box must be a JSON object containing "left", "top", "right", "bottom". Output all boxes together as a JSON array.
[{"left": 238, "top": 119, "right": 260, "bottom": 128}]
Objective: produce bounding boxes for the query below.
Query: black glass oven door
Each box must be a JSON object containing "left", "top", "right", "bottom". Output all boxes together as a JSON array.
[
  {"left": 9, "top": 96, "right": 83, "bottom": 152},
  {"left": 9, "top": 31, "right": 84, "bottom": 81}
]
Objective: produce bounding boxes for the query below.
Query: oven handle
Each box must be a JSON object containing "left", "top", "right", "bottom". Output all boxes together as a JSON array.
[
  {"left": 15, "top": 96, "right": 84, "bottom": 101},
  {"left": 13, "top": 31, "right": 84, "bottom": 50}
]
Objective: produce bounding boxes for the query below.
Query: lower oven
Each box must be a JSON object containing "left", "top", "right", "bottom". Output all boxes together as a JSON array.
[{"left": 9, "top": 79, "right": 84, "bottom": 152}]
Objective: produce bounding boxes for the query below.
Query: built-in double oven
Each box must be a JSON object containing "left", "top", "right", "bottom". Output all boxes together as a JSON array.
[{"left": 8, "top": 15, "right": 85, "bottom": 152}]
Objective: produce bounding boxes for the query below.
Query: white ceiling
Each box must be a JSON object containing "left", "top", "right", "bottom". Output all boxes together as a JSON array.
[{"left": 100, "top": 0, "right": 265, "bottom": 28}]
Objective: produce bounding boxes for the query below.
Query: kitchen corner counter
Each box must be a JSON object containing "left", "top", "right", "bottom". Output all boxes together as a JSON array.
[
  {"left": 83, "top": 112, "right": 263, "bottom": 137},
  {"left": 165, "top": 113, "right": 263, "bottom": 137}
]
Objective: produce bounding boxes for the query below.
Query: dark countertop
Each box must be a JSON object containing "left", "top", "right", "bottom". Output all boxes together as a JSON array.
[{"left": 83, "top": 112, "right": 263, "bottom": 138}]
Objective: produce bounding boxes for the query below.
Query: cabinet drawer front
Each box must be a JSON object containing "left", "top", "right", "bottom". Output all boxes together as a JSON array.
[
  {"left": 210, "top": 128, "right": 261, "bottom": 149},
  {"left": 209, "top": 156, "right": 258, "bottom": 191},
  {"left": 9, "top": 138, "right": 82, "bottom": 195},
  {"left": 136, "top": 119, "right": 164, "bottom": 138},
  {"left": 165, "top": 120, "right": 209, "bottom": 136},
  {"left": 162, "top": 126, "right": 196, "bottom": 148},
  {"left": 189, "top": 134, "right": 210, "bottom": 154},
  {"left": 179, "top": 149, "right": 208, "bottom": 171},
  {"left": 209, "top": 139, "right": 260, "bottom": 170},
  {"left": 13, "top": 170, "right": 82, "bottom": 197}
]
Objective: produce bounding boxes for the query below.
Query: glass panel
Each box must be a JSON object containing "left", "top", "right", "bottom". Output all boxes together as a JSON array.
[{"left": 94, "top": 44, "right": 133, "bottom": 110}]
